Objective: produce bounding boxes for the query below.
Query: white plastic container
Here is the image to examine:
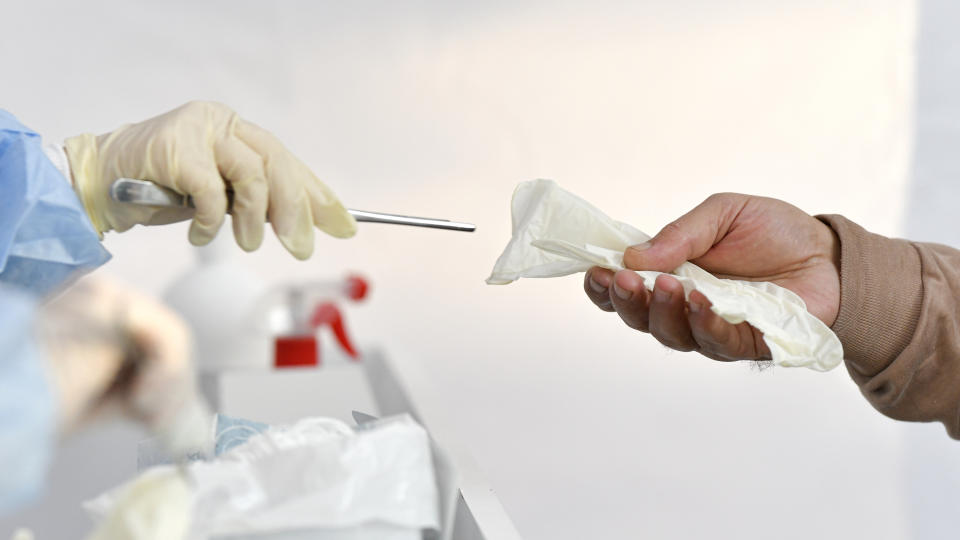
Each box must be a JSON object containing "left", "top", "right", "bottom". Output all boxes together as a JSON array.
[{"left": 203, "top": 350, "right": 522, "bottom": 540}]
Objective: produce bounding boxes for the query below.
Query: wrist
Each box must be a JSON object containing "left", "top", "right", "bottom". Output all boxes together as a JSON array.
[
  {"left": 816, "top": 218, "right": 842, "bottom": 327},
  {"left": 64, "top": 133, "right": 110, "bottom": 236}
]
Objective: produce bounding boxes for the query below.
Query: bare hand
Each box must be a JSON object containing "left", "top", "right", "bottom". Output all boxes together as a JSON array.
[{"left": 583, "top": 193, "right": 840, "bottom": 362}]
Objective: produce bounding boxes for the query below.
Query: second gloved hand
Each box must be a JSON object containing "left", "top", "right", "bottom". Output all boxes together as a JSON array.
[
  {"left": 37, "top": 276, "right": 210, "bottom": 455},
  {"left": 64, "top": 101, "right": 357, "bottom": 259}
]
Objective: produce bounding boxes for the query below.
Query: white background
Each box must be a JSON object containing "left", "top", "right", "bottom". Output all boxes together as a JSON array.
[{"left": 4, "top": 1, "right": 957, "bottom": 539}]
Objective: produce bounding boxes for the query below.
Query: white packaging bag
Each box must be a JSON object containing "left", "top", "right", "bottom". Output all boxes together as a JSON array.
[
  {"left": 85, "top": 415, "right": 439, "bottom": 540},
  {"left": 487, "top": 179, "right": 843, "bottom": 371}
]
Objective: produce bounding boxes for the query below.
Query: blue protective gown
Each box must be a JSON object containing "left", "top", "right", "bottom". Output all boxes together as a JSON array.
[{"left": 0, "top": 110, "right": 111, "bottom": 511}]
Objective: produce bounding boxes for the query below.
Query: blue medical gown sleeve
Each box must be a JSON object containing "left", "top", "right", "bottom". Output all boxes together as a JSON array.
[
  {"left": 0, "top": 110, "right": 110, "bottom": 296},
  {"left": 0, "top": 287, "right": 56, "bottom": 512}
]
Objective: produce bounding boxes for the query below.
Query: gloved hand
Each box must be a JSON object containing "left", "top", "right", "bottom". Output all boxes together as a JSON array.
[
  {"left": 36, "top": 276, "right": 209, "bottom": 454},
  {"left": 64, "top": 101, "right": 356, "bottom": 260},
  {"left": 583, "top": 193, "right": 841, "bottom": 362}
]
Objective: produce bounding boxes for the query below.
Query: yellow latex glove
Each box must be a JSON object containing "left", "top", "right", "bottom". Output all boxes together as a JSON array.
[
  {"left": 65, "top": 101, "right": 356, "bottom": 260},
  {"left": 37, "top": 276, "right": 210, "bottom": 455}
]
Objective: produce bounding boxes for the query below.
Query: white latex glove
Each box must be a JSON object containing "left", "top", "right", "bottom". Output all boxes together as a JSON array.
[
  {"left": 86, "top": 469, "right": 191, "bottom": 540},
  {"left": 64, "top": 101, "right": 357, "bottom": 260},
  {"left": 36, "top": 276, "right": 209, "bottom": 454}
]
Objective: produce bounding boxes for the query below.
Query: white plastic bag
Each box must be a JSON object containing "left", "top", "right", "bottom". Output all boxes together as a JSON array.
[{"left": 85, "top": 415, "right": 439, "bottom": 540}]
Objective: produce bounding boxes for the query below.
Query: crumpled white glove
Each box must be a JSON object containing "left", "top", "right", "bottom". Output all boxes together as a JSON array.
[
  {"left": 36, "top": 276, "right": 210, "bottom": 454},
  {"left": 64, "top": 101, "right": 356, "bottom": 260}
]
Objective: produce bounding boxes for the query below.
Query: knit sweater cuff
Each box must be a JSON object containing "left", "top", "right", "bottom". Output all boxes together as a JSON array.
[{"left": 815, "top": 214, "right": 923, "bottom": 377}]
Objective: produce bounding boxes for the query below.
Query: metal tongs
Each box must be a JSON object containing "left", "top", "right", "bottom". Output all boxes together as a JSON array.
[{"left": 110, "top": 178, "right": 476, "bottom": 232}]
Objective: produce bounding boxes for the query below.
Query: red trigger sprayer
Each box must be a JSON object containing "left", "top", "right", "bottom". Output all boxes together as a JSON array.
[{"left": 268, "top": 275, "right": 369, "bottom": 368}]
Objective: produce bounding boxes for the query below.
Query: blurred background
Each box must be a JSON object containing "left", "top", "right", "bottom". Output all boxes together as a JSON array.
[{"left": 3, "top": 0, "right": 959, "bottom": 538}]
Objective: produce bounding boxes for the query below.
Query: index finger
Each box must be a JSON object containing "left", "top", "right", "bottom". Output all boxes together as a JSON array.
[
  {"left": 175, "top": 161, "right": 228, "bottom": 246},
  {"left": 584, "top": 267, "right": 616, "bottom": 312},
  {"left": 623, "top": 193, "right": 746, "bottom": 272}
]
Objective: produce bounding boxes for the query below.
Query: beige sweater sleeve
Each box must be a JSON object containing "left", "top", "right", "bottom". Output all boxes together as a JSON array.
[{"left": 818, "top": 214, "right": 960, "bottom": 438}]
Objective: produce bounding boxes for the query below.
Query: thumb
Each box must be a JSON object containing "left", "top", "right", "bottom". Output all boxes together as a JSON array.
[{"left": 624, "top": 194, "right": 735, "bottom": 272}]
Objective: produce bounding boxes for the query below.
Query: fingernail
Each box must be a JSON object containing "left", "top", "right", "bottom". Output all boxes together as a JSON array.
[
  {"left": 689, "top": 301, "right": 701, "bottom": 314},
  {"left": 589, "top": 277, "right": 607, "bottom": 293},
  {"left": 629, "top": 241, "right": 653, "bottom": 252},
  {"left": 613, "top": 282, "right": 632, "bottom": 301},
  {"left": 592, "top": 270, "right": 611, "bottom": 289},
  {"left": 654, "top": 289, "right": 670, "bottom": 303}
]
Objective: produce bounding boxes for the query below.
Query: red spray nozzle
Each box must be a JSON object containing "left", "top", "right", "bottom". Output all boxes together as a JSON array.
[
  {"left": 345, "top": 275, "right": 369, "bottom": 302},
  {"left": 310, "top": 302, "right": 359, "bottom": 359}
]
